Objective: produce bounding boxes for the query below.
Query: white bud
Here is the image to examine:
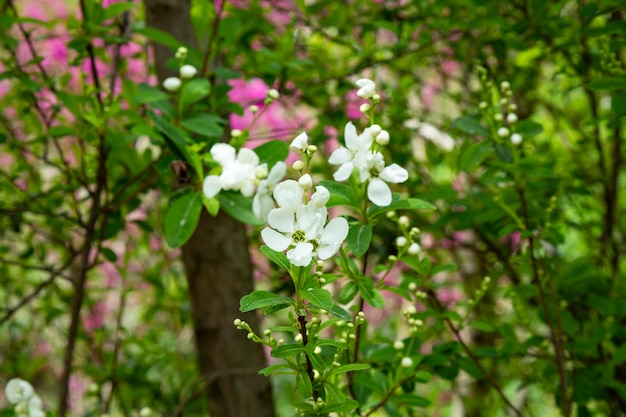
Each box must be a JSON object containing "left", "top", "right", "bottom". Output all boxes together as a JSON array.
[
  {"left": 511, "top": 133, "right": 523, "bottom": 145},
  {"left": 398, "top": 216, "right": 410, "bottom": 228},
  {"left": 372, "top": 93, "right": 381, "bottom": 102},
  {"left": 314, "top": 346, "right": 322, "bottom": 355},
  {"left": 255, "top": 164, "right": 268, "bottom": 179},
  {"left": 292, "top": 160, "right": 305, "bottom": 170},
  {"left": 375, "top": 130, "right": 390, "bottom": 145},
  {"left": 313, "top": 369, "right": 320, "bottom": 379},
  {"left": 307, "top": 144, "right": 317, "bottom": 154},
  {"left": 179, "top": 64, "right": 198, "bottom": 79},
  {"left": 396, "top": 236, "right": 408, "bottom": 247},
  {"left": 295, "top": 333, "right": 303, "bottom": 343},
  {"left": 497, "top": 127, "right": 510, "bottom": 138},
  {"left": 500, "top": 81, "right": 510, "bottom": 91},
  {"left": 298, "top": 174, "right": 313, "bottom": 189},
  {"left": 355, "top": 78, "right": 376, "bottom": 98},
  {"left": 405, "top": 305, "right": 417, "bottom": 315},
  {"left": 249, "top": 104, "right": 259, "bottom": 113},
  {"left": 494, "top": 113, "right": 503, "bottom": 121},
  {"left": 359, "top": 103, "right": 371, "bottom": 113},
  {"left": 267, "top": 89, "right": 280, "bottom": 99},
  {"left": 499, "top": 97, "right": 508, "bottom": 105},
  {"left": 370, "top": 124, "right": 382, "bottom": 136},
  {"left": 175, "top": 46, "right": 188, "bottom": 59},
  {"left": 311, "top": 186, "right": 330, "bottom": 207},
  {"left": 506, "top": 113, "right": 518, "bottom": 124},
  {"left": 139, "top": 408, "right": 152, "bottom": 417},
  {"left": 408, "top": 282, "right": 417, "bottom": 291},
  {"left": 231, "top": 129, "right": 242, "bottom": 138},
  {"left": 408, "top": 242, "right": 421, "bottom": 255},
  {"left": 479, "top": 101, "right": 488, "bottom": 109},
  {"left": 509, "top": 103, "right": 518, "bottom": 112},
  {"left": 247, "top": 333, "right": 255, "bottom": 339},
  {"left": 233, "top": 318, "right": 242, "bottom": 326},
  {"left": 401, "top": 357, "right": 413, "bottom": 368},
  {"left": 393, "top": 340, "right": 405, "bottom": 350},
  {"left": 163, "top": 77, "right": 181, "bottom": 92}
]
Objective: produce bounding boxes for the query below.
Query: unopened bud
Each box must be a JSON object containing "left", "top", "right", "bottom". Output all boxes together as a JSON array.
[
  {"left": 359, "top": 103, "right": 371, "bottom": 113},
  {"left": 298, "top": 174, "right": 313, "bottom": 189},
  {"left": 267, "top": 89, "right": 280, "bottom": 99}
]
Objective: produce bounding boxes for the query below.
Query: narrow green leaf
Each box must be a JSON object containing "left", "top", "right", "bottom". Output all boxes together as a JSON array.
[
  {"left": 135, "top": 26, "right": 182, "bottom": 49},
  {"left": 347, "top": 224, "right": 372, "bottom": 257},
  {"left": 368, "top": 196, "right": 435, "bottom": 218},
  {"left": 358, "top": 279, "right": 385, "bottom": 308},
  {"left": 330, "top": 363, "right": 370, "bottom": 375},
  {"left": 588, "top": 77, "right": 626, "bottom": 91},
  {"left": 180, "top": 78, "right": 211, "bottom": 109},
  {"left": 460, "top": 140, "right": 492, "bottom": 172},
  {"left": 102, "top": 2, "right": 135, "bottom": 21},
  {"left": 218, "top": 191, "right": 265, "bottom": 226},
  {"left": 260, "top": 245, "right": 291, "bottom": 271},
  {"left": 318, "top": 180, "right": 358, "bottom": 208},
  {"left": 392, "top": 394, "right": 431, "bottom": 407},
  {"left": 254, "top": 140, "right": 289, "bottom": 166},
  {"left": 181, "top": 114, "right": 223, "bottom": 138},
  {"left": 272, "top": 343, "right": 304, "bottom": 358},
  {"left": 163, "top": 191, "right": 203, "bottom": 248},
  {"left": 296, "top": 371, "right": 313, "bottom": 399},
  {"left": 451, "top": 116, "right": 490, "bottom": 136},
  {"left": 258, "top": 363, "right": 294, "bottom": 377},
  {"left": 468, "top": 320, "right": 495, "bottom": 333},
  {"left": 303, "top": 289, "right": 334, "bottom": 311},
  {"left": 239, "top": 290, "right": 294, "bottom": 312},
  {"left": 515, "top": 120, "right": 543, "bottom": 138},
  {"left": 338, "top": 281, "right": 358, "bottom": 304},
  {"left": 327, "top": 304, "right": 352, "bottom": 321},
  {"left": 323, "top": 400, "right": 360, "bottom": 413}
]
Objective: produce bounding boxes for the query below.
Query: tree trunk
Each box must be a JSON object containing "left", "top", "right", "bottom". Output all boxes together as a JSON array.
[{"left": 142, "top": 1, "right": 276, "bottom": 416}]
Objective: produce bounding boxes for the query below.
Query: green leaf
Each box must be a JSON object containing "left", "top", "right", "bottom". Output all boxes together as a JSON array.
[
  {"left": 347, "top": 224, "right": 372, "bottom": 257},
  {"left": 611, "top": 344, "right": 626, "bottom": 366},
  {"left": 181, "top": 114, "right": 224, "bottom": 138},
  {"left": 305, "top": 345, "right": 327, "bottom": 370},
  {"left": 515, "top": 120, "right": 543, "bottom": 138},
  {"left": 330, "top": 363, "right": 370, "bottom": 375},
  {"left": 296, "top": 371, "right": 313, "bottom": 399},
  {"left": 303, "top": 289, "right": 334, "bottom": 311},
  {"left": 468, "top": 320, "right": 495, "bottom": 332},
  {"left": 323, "top": 400, "right": 360, "bottom": 413},
  {"left": 48, "top": 126, "right": 75, "bottom": 138},
  {"left": 254, "top": 140, "right": 289, "bottom": 166},
  {"left": 260, "top": 245, "right": 291, "bottom": 271},
  {"left": 149, "top": 111, "right": 195, "bottom": 171},
  {"left": 180, "top": 78, "right": 211, "bottom": 109},
  {"left": 368, "top": 197, "right": 435, "bottom": 218},
  {"left": 392, "top": 394, "right": 431, "bottom": 407},
  {"left": 272, "top": 343, "right": 304, "bottom": 359},
  {"left": 218, "top": 192, "right": 265, "bottom": 225},
  {"left": 134, "top": 26, "right": 182, "bottom": 49},
  {"left": 339, "top": 281, "right": 358, "bottom": 304},
  {"left": 588, "top": 77, "right": 626, "bottom": 91},
  {"left": 258, "top": 363, "right": 294, "bottom": 377},
  {"left": 318, "top": 180, "right": 358, "bottom": 208},
  {"left": 457, "top": 356, "right": 484, "bottom": 380},
  {"left": 101, "top": 247, "right": 118, "bottom": 263},
  {"left": 239, "top": 290, "right": 295, "bottom": 312},
  {"left": 358, "top": 278, "right": 385, "bottom": 308},
  {"left": 163, "top": 191, "right": 203, "bottom": 248},
  {"left": 459, "top": 140, "right": 492, "bottom": 172},
  {"left": 102, "top": 2, "right": 135, "bottom": 21},
  {"left": 202, "top": 195, "right": 219, "bottom": 216},
  {"left": 451, "top": 116, "right": 490, "bottom": 136},
  {"left": 327, "top": 304, "right": 352, "bottom": 320}
]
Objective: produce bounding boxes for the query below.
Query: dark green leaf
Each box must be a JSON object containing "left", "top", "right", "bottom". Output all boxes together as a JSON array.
[
  {"left": 101, "top": 248, "right": 118, "bottom": 263},
  {"left": 296, "top": 371, "right": 313, "bottom": 399},
  {"left": 323, "top": 400, "right": 360, "bottom": 413},
  {"left": 515, "top": 120, "right": 543, "bottom": 138},
  {"left": 180, "top": 78, "right": 211, "bottom": 109},
  {"left": 368, "top": 197, "right": 436, "bottom": 218},
  {"left": 327, "top": 304, "right": 352, "bottom": 320},
  {"left": 347, "top": 224, "right": 372, "bottom": 257},
  {"left": 319, "top": 180, "right": 358, "bottom": 208},
  {"left": 451, "top": 116, "right": 490, "bottom": 136},
  {"left": 358, "top": 278, "right": 385, "bottom": 308},
  {"left": 303, "top": 289, "right": 334, "bottom": 311},
  {"left": 254, "top": 140, "right": 289, "bottom": 166},
  {"left": 218, "top": 192, "right": 265, "bottom": 226},
  {"left": 260, "top": 245, "right": 291, "bottom": 271},
  {"left": 239, "top": 290, "right": 294, "bottom": 312},
  {"left": 588, "top": 77, "right": 626, "bottom": 91},
  {"left": 272, "top": 343, "right": 304, "bottom": 358},
  {"left": 163, "top": 191, "right": 203, "bottom": 248},
  {"left": 135, "top": 26, "right": 182, "bottom": 49},
  {"left": 181, "top": 114, "right": 223, "bottom": 138},
  {"left": 339, "top": 281, "right": 358, "bottom": 304},
  {"left": 392, "top": 394, "right": 431, "bottom": 407},
  {"left": 133, "top": 83, "right": 171, "bottom": 104},
  {"left": 102, "top": 2, "right": 135, "bottom": 21},
  {"left": 460, "top": 140, "right": 492, "bottom": 172}
]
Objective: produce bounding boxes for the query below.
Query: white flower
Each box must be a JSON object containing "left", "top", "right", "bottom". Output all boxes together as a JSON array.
[
  {"left": 329, "top": 122, "right": 372, "bottom": 181},
  {"left": 179, "top": 64, "right": 198, "bottom": 79},
  {"left": 163, "top": 77, "right": 181, "bottom": 92},
  {"left": 203, "top": 143, "right": 260, "bottom": 198},
  {"left": 417, "top": 122, "right": 455, "bottom": 152},
  {"left": 310, "top": 186, "right": 330, "bottom": 207},
  {"left": 253, "top": 161, "right": 287, "bottom": 219},
  {"left": 358, "top": 151, "right": 409, "bottom": 206},
  {"left": 355, "top": 78, "right": 376, "bottom": 98},
  {"left": 5, "top": 378, "right": 34, "bottom": 404},
  {"left": 376, "top": 130, "right": 390, "bottom": 145},
  {"left": 290, "top": 132, "right": 309, "bottom": 152},
  {"left": 261, "top": 183, "right": 348, "bottom": 266}
]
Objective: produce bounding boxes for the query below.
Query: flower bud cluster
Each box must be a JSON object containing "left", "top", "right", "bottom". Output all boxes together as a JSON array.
[
  {"left": 403, "top": 305, "right": 423, "bottom": 334},
  {"left": 162, "top": 50, "right": 199, "bottom": 93},
  {"left": 390, "top": 211, "right": 422, "bottom": 257},
  {"left": 467, "top": 276, "right": 491, "bottom": 307}
]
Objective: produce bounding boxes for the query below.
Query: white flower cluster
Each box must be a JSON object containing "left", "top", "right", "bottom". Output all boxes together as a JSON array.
[
  {"left": 260, "top": 134, "right": 349, "bottom": 267},
  {"left": 329, "top": 119, "right": 408, "bottom": 206},
  {"left": 4, "top": 379, "right": 44, "bottom": 417},
  {"left": 202, "top": 143, "right": 286, "bottom": 220}
]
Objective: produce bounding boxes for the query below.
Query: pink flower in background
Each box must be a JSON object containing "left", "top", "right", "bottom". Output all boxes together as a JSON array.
[{"left": 82, "top": 301, "right": 107, "bottom": 334}]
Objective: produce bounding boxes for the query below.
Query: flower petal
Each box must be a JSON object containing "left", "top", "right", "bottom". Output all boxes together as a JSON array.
[
  {"left": 287, "top": 242, "right": 314, "bottom": 266},
  {"left": 320, "top": 217, "right": 349, "bottom": 245},
  {"left": 267, "top": 161, "right": 287, "bottom": 183},
  {"left": 380, "top": 164, "right": 409, "bottom": 183},
  {"left": 210, "top": 143, "right": 236, "bottom": 165},
  {"left": 237, "top": 147, "right": 260, "bottom": 165},
  {"left": 273, "top": 180, "right": 304, "bottom": 210},
  {"left": 333, "top": 162, "right": 354, "bottom": 182},
  {"left": 202, "top": 175, "right": 222, "bottom": 198},
  {"left": 290, "top": 132, "right": 308, "bottom": 151},
  {"left": 344, "top": 121, "right": 359, "bottom": 150},
  {"left": 267, "top": 208, "right": 295, "bottom": 233},
  {"left": 367, "top": 178, "right": 392, "bottom": 206},
  {"left": 328, "top": 147, "right": 351, "bottom": 165},
  {"left": 261, "top": 227, "right": 291, "bottom": 252}
]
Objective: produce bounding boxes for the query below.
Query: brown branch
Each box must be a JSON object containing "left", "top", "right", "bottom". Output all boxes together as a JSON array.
[
  {"left": 297, "top": 314, "right": 318, "bottom": 400},
  {"left": 426, "top": 290, "right": 524, "bottom": 417},
  {"left": 517, "top": 187, "right": 570, "bottom": 417}
]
